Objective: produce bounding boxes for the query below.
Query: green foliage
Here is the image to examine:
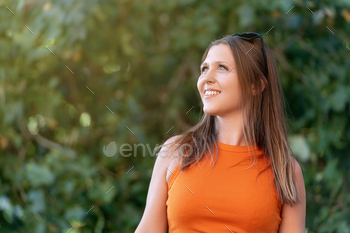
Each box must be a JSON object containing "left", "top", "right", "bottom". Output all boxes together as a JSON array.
[{"left": 0, "top": 0, "right": 349, "bottom": 232}]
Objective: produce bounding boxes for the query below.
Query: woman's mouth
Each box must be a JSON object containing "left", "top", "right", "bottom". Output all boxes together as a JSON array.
[{"left": 204, "top": 90, "right": 221, "bottom": 99}]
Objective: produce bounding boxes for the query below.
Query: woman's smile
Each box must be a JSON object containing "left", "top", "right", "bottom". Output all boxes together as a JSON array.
[{"left": 204, "top": 91, "right": 221, "bottom": 99}]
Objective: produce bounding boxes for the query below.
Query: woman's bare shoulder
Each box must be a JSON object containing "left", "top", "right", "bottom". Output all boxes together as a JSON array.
[{"left": 158, "top": 135, "right": 182, "bottom": 184}]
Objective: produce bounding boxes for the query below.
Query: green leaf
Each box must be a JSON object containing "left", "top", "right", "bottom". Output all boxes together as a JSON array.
[
  {"left": 27, "top": 189, "right": 46, "bottom": 213},
  {"left": 25, "top": 162, "right": 55, "bottom": 187}
]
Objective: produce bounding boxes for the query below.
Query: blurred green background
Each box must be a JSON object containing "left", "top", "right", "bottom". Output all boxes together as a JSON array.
[{"left": 1, "top": 0, "right": 349, "bottom": 232}]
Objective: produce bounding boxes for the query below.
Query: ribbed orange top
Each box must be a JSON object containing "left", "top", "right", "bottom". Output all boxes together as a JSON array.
[{"left": 166, "top": 141, "right": 283, "bottom": 233}]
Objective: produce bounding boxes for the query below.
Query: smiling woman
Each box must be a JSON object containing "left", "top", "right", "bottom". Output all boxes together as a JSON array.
[{"left": 134, "top": 32, "right": 306, "bottom": 233}]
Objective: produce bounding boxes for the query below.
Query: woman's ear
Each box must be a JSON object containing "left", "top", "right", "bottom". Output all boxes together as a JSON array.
[{"left": 252, "top": 77, "right": 266, "bottom": 95}]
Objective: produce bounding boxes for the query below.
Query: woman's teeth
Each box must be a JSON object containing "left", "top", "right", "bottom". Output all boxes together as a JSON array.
[{"left": 205, "top": 91, "right": 221, "bottom": 95}]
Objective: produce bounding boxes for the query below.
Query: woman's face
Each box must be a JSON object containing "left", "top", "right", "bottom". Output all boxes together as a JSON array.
[{"left": 197, "top": 43, "right": 242, "bottom": 117}]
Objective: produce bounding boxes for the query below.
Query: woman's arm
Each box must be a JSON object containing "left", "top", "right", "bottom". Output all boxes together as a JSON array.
[
  {"left": 278, "top": 158, "right": 306, "bottom": 233},
  {"left": 134, "top": 135, "right": 180, "bottom": 233}
]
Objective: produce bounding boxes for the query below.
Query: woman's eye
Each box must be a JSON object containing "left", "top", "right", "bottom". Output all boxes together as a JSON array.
[
  {"left": 201, "top": 67, "right": 208, "bottom": 72},
  {"left": 219, "top": 65, "right": 227, "bottom": 70},
  {"left": 201, "top": 65, "right": 227, "bottom": 73}
]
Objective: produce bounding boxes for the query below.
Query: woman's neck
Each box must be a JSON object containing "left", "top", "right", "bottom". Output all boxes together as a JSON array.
[{"left": 215, "top": 114, "right": 247, "bottom": 146}]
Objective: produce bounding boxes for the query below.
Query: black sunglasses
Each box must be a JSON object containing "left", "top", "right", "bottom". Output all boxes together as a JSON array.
[{"left": 231, "top": 32, "right": 268, "bottom": 77}]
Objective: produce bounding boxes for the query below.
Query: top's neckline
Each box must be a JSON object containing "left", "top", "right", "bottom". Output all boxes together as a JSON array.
[{"left": 217, "top": 140, "right": 261, "bottom": 153}]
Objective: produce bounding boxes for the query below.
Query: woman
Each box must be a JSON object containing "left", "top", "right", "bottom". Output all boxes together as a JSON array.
[{"left": 135, "top": 32, "right": 306, "bottom": 233}]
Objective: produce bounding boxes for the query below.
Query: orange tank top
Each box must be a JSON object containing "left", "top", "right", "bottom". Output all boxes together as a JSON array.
[{"left": 166, "top": 141, "right": 283, "bottom": 233}]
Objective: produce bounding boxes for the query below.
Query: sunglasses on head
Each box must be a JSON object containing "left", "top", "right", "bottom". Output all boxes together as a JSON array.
[{"left": 231, "top": 32, "right": 268, "bottom": 77}]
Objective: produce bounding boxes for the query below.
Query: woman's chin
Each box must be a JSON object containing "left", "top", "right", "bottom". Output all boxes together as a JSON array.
[{"left": 203, "top": 107, "right": 219, "bottom": 116}]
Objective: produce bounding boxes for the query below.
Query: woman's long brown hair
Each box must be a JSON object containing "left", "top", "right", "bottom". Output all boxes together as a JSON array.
[{"left": 155, "top": 34, "right": 301, "bottom": 206}]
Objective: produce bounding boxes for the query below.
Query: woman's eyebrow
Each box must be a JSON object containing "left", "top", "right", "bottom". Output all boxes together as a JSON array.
[{"left": 200, "top": 61, "right": 231, "bottom": 68}]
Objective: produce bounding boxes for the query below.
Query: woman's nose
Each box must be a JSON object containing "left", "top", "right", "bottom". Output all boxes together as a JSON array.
[{"left": 200, "top": 69, "right": 216, "bottom": 83}]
